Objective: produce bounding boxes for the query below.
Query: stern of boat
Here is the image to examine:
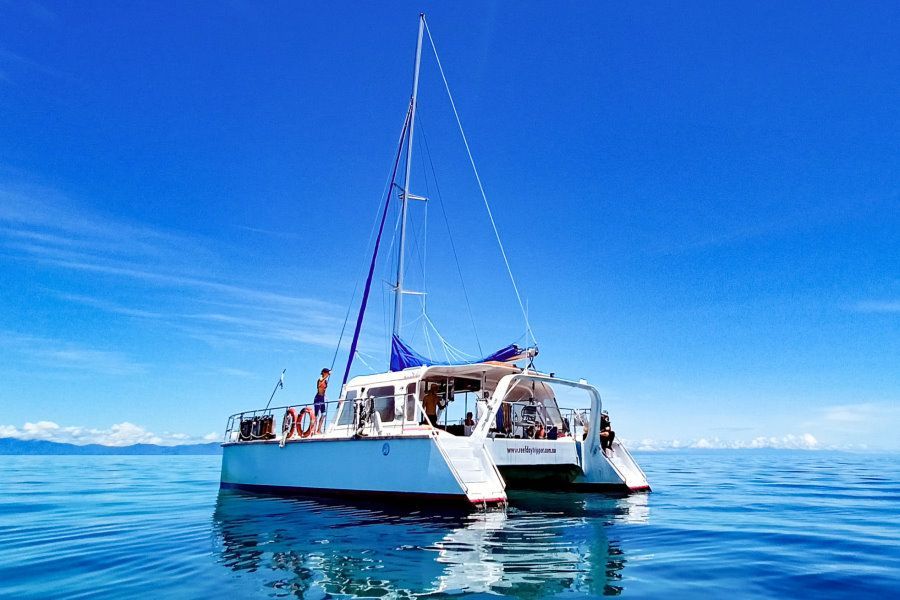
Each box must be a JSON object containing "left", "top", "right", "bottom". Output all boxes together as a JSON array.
[{"left": 576, "top": 440, "right": 650, "bottom": 492}]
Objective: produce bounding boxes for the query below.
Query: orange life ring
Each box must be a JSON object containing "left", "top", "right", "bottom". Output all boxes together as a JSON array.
[
  {"left": 282, "top": 408, "right": 298, "bottom": 438},
  {"left": 297, "top": 406, "right": 316, "bottom": 438}
]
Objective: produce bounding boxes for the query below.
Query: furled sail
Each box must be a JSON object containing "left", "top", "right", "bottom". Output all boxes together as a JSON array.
[{"left": 390, "top": 335, "right": 527, "bottom": 371}]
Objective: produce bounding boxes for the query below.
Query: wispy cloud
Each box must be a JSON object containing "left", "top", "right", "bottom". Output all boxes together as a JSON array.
[
  {"left": 52, "top": 289, "right": 343, "bottom": 350},
  {"left": 0, "top": 45, "right": 72, "bottom": 88},
  {"left": 0, "top": 331, "right": 145, "bottom": 375},
  {"left": 804, "top": 401, "right": 900, "bottom": 427},
  {"left": 22, "top": 1, "right": 58, "bottom": 25},
  {"left": 1, "top": 182, "right": 345, "bottom": 351},
  {"left": 0, "top": 182, "right": 214, "bottom": 265},
  {"left": 852, "top": 301, "right": 900, "bottom": 314},
  {"left": 234, "top": 224, "right": 300, "bottom": 239},
  {"left": 0, "top": 420, "right": 217, "bottom": 446},
  {"left": 0, "top": 1, "right": 59, "bottom": 26},
  {"left": 53, "top": 292, "right": 166, "bottom": 319},
  {"left": 821, "top": 403, "right": 876, "bottom": 424},
  {"left": 217, "top": 367, "right": 257, "bottom": 379}
]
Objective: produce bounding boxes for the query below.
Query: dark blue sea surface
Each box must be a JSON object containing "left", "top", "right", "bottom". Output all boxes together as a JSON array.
[{"left": 1, "top": 451, "right": 898, "bottom": 598}]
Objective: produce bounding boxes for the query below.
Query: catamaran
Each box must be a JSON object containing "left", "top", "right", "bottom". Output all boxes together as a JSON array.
[{"left": 220, "top": 14, "right": 649, "bottom": 507}]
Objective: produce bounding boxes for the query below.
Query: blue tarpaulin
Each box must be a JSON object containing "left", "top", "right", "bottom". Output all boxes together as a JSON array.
[{"left": 390, "top": 335, "right": 523, "bottom": 371}]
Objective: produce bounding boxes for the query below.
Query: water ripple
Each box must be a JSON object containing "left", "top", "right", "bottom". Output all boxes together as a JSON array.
[{"left": 1, "top": 452, "right": 899, "bottom": 598}]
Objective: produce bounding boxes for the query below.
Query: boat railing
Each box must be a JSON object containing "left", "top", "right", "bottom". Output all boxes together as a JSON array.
[
  {"left": 222, "top": 393, "right": 608, "bottom": 467},
  {"left": 223, "top": 391, "right": 441, "bottom": 442},
  {"left": 355, "top": 389, "right": 445, "bottom": 435},
  {"left": 223, "top": 399, "right": 343, "bottom": 442},
  {"left": 489, "top": 399, "right": 584, "bottom": 440},
  {"left": 560, "top": 406, "right": 590, "bottom": 432}
]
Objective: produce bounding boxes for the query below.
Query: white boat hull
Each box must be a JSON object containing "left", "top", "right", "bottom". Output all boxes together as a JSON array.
[
  {"left": 220, "top": 435, "right": 506, "bottom": 506},
  {"left": 484, "top": 438, "right": 650, "bottom": 492}
]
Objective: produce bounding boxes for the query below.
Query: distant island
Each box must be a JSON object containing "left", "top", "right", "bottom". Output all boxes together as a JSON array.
[{"left": 0, "top": 438, "right": 222, "bottom": 455}]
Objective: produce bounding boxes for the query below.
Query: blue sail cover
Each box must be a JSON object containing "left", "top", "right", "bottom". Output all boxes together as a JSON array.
[{"left": 390, "top": 335, "right": 523, "bottom": 372}]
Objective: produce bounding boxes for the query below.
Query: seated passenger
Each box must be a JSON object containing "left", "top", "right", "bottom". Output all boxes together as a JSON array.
[
  {"left": 599, "top": 410, "right": 616, "bottom": 456},
  {"left": 495, "top": 402, "right": 512, "bottom": 435},
  {"left": 534, "top": 421, "right": 546, "bottom": 439}
]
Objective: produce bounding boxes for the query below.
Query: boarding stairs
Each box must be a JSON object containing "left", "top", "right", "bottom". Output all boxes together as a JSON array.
[{"left": 435, "top": 435, "right": 507, "bottom": 505}]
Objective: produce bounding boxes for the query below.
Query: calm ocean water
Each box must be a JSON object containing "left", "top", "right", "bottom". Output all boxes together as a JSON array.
[{"left": 1, "top": 451, "right": 898, "bottom": 598}]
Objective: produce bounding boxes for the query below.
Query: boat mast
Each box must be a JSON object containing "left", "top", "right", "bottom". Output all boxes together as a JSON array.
[{"left": 393, "top": 13, "right": 425, "bottom": 339}]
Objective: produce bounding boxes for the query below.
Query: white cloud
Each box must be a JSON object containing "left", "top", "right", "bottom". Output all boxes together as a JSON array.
[
  {"left": 0, "top": 420, "right": 216, "bottom": 446},
  {"left": 791, "top": 401, "right": 900, "bottom": 450},
  {"left": 628, "top": 433, "right": 821, "bottom": 451}
]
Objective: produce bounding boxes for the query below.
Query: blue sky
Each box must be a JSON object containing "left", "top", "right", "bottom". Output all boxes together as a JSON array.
[{"left": 1, "top": 1, "right": 897, "bottom": 449}]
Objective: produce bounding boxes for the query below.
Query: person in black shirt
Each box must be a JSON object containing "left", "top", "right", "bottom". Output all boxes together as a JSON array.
[{"left": 599, "top": 410, "right": 615, "bottom": 455}]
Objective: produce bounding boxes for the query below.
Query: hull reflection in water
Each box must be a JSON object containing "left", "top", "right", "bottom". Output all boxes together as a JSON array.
[{"left": 213, "top": 489, "right": 648, "bottom": 597}]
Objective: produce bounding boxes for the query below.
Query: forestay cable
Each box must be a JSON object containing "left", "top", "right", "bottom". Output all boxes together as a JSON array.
[{"left": 423, "top": 17, "right": 537, "bottom": 346}]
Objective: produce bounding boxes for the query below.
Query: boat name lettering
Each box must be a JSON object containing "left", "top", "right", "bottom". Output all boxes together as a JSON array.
[{"left": 506, "top": 445, "right": 556, "bottom": 455}]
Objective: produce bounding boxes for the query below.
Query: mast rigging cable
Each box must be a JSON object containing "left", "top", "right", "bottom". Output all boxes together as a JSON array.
[{"left": 423, "top": 17, "right": 537, "bottom": 346}]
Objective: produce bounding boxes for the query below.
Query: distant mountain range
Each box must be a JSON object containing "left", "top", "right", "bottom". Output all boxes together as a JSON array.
[{"left": 0, "top": 438, "right": 222, "bottom": 455}]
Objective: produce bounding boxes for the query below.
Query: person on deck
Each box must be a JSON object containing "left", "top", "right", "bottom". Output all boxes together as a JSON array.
[
  {"left": 599, "top": 410, "right": 615, "bottom": 455},
  {"left": 476, "top": 394, "right": 488, "bottom": 423},
  {"left": 422, "top": 384, "right": 444, "bottom": 426},
  {"left": 314, "top": 368, "right": 330, "bottom": 434},
  {"left": 464, "top": 412, "right": 476, "bottom": 436}
]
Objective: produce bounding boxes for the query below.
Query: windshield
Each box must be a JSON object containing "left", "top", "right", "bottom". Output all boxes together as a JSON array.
[{"left": 494, "top": 377, "right": 597, "bottom": 438}]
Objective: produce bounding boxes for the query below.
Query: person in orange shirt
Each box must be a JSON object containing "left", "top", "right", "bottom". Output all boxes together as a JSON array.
[
  {"left": 421, "top": 384, "right": 444, "bottom": 425},
  {"left": 313, "top": 368, "right": 330, "bottom": 433}
]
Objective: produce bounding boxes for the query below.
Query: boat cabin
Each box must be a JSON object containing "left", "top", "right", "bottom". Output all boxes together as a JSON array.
[{"left": 326, "top": 363, "right": 596, "bottom": 442}]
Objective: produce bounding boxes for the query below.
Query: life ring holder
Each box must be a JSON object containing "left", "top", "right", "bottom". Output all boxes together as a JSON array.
[
  {"left": 282, "top": 408, "right": 298, "bottom": 439},
  {"left": 296, "top": 407, "right": 317, "bottom": 438}
]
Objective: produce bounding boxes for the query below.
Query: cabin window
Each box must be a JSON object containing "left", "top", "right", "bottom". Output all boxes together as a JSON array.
[
  {"left": 337, "top": 390, "right": 358, "bottom": 426},
  {"left": 405, "top": 382, "right": 417, "bottom": 421},
  {"left": 369, "top": 386, "right": 395, "bottom": 423}
]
